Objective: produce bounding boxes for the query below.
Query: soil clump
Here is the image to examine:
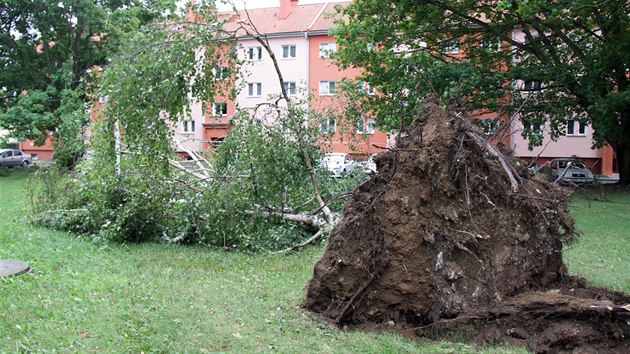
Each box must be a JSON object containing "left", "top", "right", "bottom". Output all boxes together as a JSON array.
[{"left": 304, "top": 98, "right": 629, "bottom": 353}]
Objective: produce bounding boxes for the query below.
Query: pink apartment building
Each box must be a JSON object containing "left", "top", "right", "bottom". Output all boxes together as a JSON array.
[
  {"left": 509, "top": 28, "right": 616, "bottom": 175},
  {"left": 20, "top": 0, "right": 615, "bottom": 175},
  {"left": 192, "top": 0, "right": 388, "bottom": 158}
]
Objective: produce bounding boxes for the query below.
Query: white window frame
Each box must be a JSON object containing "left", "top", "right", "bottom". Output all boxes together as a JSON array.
[
  {"left": 284, "top": 81, "right": 297, "bottom": 96},
  {"left": 481, "top": 38, "right": 501, "bottom": 52},
  {"left": 320, "top": 118, "right": 336, "bottom": 134},
  {"left": 210, "top": 136, "right": 225, "bottom": 148},
  {"left": 359, "top": 81, "right": 375, "bottom": 95},
  {"left": 281, "top": 44, "right": 296, "bottom": 59},
  {"left": 529, "top": 122, "right": 544, "bottom": 134},
  {"left": 186, "top": 83, "right": 194, "bottom": 99},
  {"left": 247, "top": 82, "right": 262, "bottom": 97},
  {"left": 212, "top": 66, "right": 229, "bottom": 80},
  {"left": 213, "top": 102, "right": 227, "bottom": 116},
  {"left": 476, "top": 118, "right": 498, "bottom": 135},
  {"left": 182, "top": 120, "right": 195, "bottom": 133},
  {"left": 366, "top": 84, "right": 375, "bottom": 95},
  {"left": 443, "top": 39, "right": 459, "bottom": 54},
  {"left": 319, "top": 80, "right": 337, "bottom": 96},
  {"left": 356, "top": 118, "right": 376, "bottom": 135},
  {"left": 319, "top": 42, "right": 337, "bottom": 58},
  {"left": 566, "top": 120, "right": 587, "bottom": 136},
  {"left": 246, "top": 46, "right": 263, "bottom": 61},
  {"left": 522, "top": 80, "right": 541, "bottom": 91}
]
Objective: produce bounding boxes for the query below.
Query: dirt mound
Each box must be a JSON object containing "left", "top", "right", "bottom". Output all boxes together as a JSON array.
[{"left": 304, "top": 98, "right": 629, "bottom": 353}]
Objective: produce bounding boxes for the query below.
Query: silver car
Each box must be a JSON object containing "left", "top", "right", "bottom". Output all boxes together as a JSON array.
[
  {"left": 0, "top": 149, "right": 33, "bottom": 168},
  {"left": 549, "top": 158, "right": 595, "bottom": 185}
]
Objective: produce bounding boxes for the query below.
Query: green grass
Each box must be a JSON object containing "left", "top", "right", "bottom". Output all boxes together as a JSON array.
[
  {"left": 564, "top": 186, "right": 630, "bottom": 293},
  {"left": 4, "top": 171, "right": 626, "bottom": 353}
]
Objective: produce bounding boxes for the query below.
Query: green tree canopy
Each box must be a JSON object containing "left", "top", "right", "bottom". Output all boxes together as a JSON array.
[
  {"left": 0, "top": 0, "right": 174, "bottom": 165},
  {"left": 332, "top": 0, "right": 630, "bottom": 184}
]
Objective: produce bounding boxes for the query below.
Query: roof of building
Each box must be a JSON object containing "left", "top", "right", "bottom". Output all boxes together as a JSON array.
[
  {"left": 308, "top": 2, "right": 349, "bottom": 32},
  {"left": 218, "top": 1, "right": 350, "bottom": 36}
]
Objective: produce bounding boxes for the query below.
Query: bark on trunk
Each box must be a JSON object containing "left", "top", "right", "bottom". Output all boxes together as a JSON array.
[
  {"left": 613, "top": 111, "right": 630, "bottom": 185},
  {"left": 615, "top": 141, "right": 630, "bottom": 185}
]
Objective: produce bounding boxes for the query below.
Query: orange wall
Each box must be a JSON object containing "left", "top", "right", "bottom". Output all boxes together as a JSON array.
[
  {"left": 308, "top": 34, "right": 387, "bottom": 156},
  {"left": 202, "top": 43, "right": 237, "bottom": 150},
  {"left": 20, "top": 137, "right": 55, "bottom": 160}
]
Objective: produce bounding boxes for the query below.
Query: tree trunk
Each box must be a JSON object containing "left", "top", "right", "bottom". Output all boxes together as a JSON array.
[
  {"left": 614, "top": 111, "right": 630, "bottom": 185},
  {"left": 615, "top": 142, "right": 630, "bottom": 185}
]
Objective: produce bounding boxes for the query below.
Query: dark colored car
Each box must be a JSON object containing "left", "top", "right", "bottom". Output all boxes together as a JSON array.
[{"left": 0, "top": 149, "right": 33, "bottom": 168}]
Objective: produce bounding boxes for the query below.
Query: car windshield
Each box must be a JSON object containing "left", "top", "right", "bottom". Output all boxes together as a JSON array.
[
  {"left": 558, "top": 160, "right": 587, "bottom": 169},
  {"left": 568, "top": 160, "right": 587, "bottom": 169}
]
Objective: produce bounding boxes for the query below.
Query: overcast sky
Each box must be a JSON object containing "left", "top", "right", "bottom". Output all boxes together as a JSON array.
[{"left": 215, "top": 0, "right": 348, "bottom": 11}]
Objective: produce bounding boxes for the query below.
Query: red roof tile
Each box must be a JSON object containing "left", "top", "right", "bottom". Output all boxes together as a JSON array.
[
  {"left": 218, "top": 1, "right": 351, "bottom": 35},
  {"left": 308, "top": 2, "right": 349, "bottom": 32},
  {"left": 220, "top": 4, "right": 324, "bottom": 35}
]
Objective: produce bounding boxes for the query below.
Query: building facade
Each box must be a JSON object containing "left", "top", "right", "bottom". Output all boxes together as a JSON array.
[
  {"left": 193, "top": 0, "right": 388, "bottom": 158},
  {"left": 509, "top": 28, "right": 616, "bottom": 175},
  {"left": 18, "top": 0, "right": 615, "bottom": 175}
]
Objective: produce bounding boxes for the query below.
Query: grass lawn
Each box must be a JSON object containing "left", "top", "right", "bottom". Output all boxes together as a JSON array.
[
  {"left": 564, "top": 187, "right": 630, "bottom": 293},
  {"left": 1, "top": 171, "right": 626, "bottom": 353}
]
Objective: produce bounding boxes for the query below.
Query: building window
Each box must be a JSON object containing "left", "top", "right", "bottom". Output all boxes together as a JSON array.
[
  {"left": 529, "top": 122, "right": 544, "bottom": 133},
  {"left": 319, "top": 81, "right": 337, "bottom": 96},
  {"left": 320, "top": 118, "right": 336, "bottom": 134},
  {"left": 210, "top": 137, "right": 224, "bottom": 148},
  {"left": 246, "top": 46, "right": 262, "bottom": 61},
  {"left": 213, "top": 102, "right": 227, "bottom": 116},
  {"left": 442, "top": 39, "right": 459, "bottom": 54},
  {"left": 359, "top": 81, "right": 375, "bottom": 95},
  {"left": 522, "top": 80, "right": 541, "bottom": 91},
  {"left": 475, "top": 118, "right": 498, "bottom": 135},
  {"left": 566, "top": 120, "right": 586, "bottom": 136},
  {"left": 182, "top": 120, "right": 195, "bottom": 133},
  {"left": 213, "top": 66, "right": 229, "bottom": 80},
  {"left": 186, "top": 83, "right": 194, "bottom": 99},
  {"left": 356, "top": 118, "right": 376, "bottom": 134},
  {"left": 319, "top": 42, "right": 337, "bottom": 58},
  {"left": 282, "top": 44, "right": 296, "bottom": 59},
  {"left": 284, "top": 81, "right": 297, "bottom": 96},
  {"left": 247, "top": 83, "right": 262, "bottom": 97},
  {"left": 481, "top": 38, "right": 501, "bottom": 52}
]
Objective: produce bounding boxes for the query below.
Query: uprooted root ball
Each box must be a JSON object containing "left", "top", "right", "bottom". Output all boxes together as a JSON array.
[{"left": 304, "top": 98, "right": 629, "bottom": 353}]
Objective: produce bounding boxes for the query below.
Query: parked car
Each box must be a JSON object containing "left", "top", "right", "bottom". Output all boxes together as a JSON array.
[
  {"left": 321, "top": 153, "right": 357, "bottom": 177},
  {"left": 363, "top": 154, "right": 377, "bottom": 175},
  {"left": 0, "top": 149, "right": 33, "bottom": 168},
  {"left": 549, "top": 158, "right": 595, "bottom": 185},
  {"left": 527, "top": 162, "right": 539, "bottom": 173}
]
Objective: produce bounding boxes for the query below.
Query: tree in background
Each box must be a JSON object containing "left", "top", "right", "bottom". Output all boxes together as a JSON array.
[
  {"left": 332, "top": 0, "right": 630, "bottom": 184},
  {"left": 0, "top": 0, "right": 174, "bottom": 167}
]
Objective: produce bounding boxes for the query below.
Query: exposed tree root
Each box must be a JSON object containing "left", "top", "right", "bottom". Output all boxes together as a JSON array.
[{"left": 274, "top": 228, "right": 328, "bottom": 254}]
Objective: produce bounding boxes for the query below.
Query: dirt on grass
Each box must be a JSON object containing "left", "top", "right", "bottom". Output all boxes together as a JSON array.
[{"left": 304, "top": 97, "right": 630, "bottom": 353}]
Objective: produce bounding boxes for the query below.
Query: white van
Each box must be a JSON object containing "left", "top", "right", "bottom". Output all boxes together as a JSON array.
[{"left": 321, "top": 153, "right": 356, "bottom": 177}]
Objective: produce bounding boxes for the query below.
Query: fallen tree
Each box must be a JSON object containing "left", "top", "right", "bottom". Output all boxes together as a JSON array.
[
  {"left": 31, "top": 6, "right": 353, "bottom": 252},
  {"left": 304, "top": 97, "right": 630, "bottom": 353}
]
